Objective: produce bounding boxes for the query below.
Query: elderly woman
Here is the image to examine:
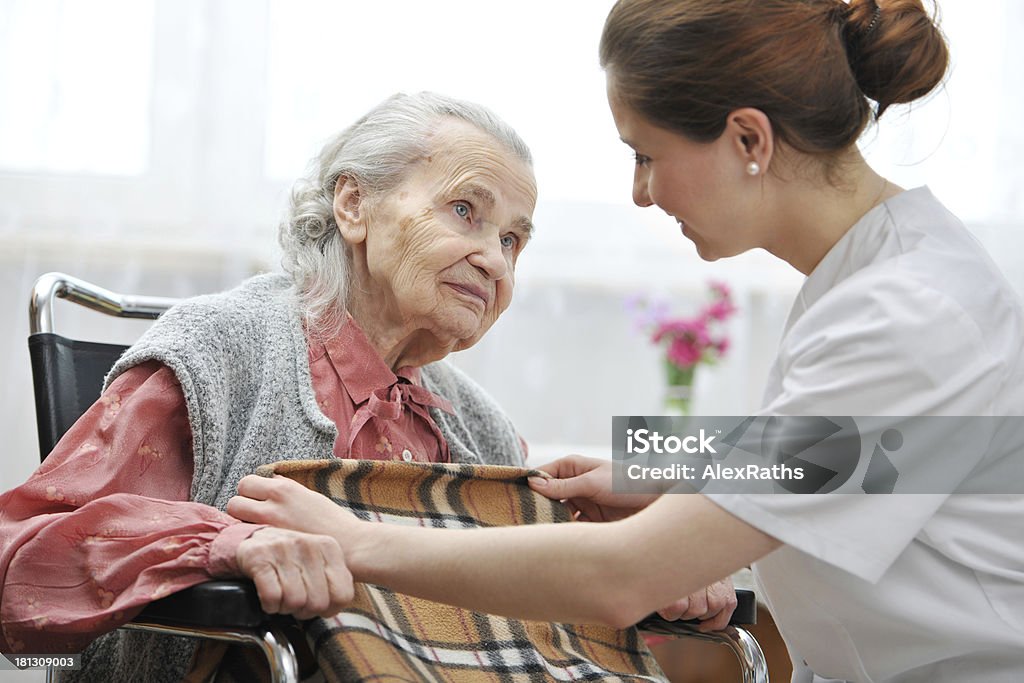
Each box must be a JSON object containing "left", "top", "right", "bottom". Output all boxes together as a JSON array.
[{"left": 0, "top": 92, "right": 538, "bottom": 678}]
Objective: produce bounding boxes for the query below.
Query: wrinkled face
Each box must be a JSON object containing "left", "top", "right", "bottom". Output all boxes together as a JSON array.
[
  {"left": 606, "top": 79, "right": 760, "bottom": 261},
  {"left": 354, "top": 119, "right": 537, "bottom": 354}
]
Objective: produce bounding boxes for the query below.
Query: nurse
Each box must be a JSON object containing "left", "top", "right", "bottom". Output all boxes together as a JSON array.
[{"left": 230, "top": 1, "right": 1024, "bottom": 680}]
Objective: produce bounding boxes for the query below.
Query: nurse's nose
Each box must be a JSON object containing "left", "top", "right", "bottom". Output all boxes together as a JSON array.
[{"left": 632, "top": 167, "right": 653, "bottom": 208}]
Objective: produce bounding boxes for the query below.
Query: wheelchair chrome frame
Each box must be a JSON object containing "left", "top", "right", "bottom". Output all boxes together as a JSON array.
[
  {"left": 120, "top": 622, "right": 300, "bottom": 683},
  {"left": 32, "top": 272, "right": 300, "bottom": 683},
  {"left": 642, "top": 621, "right": 769, "bottom": 683}
]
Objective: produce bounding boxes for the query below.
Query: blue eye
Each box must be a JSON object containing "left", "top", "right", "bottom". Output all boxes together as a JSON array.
[
  {"left": 453, "top": 201, "right": 471, "bottom": 220},
  {"left": 500, "top": 234, "right": 519, "bottom": 250}
]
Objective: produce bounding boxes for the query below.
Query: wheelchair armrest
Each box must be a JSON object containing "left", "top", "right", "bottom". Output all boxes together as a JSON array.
[
  {"left": 134, "top": 580, "right": 266, "bottom": 629},
  {"left": 136, "top": 584, "right": 756, "bottom": 633},
  {"left": 635, "top": 588, "right": 756, "bottom": 634}
]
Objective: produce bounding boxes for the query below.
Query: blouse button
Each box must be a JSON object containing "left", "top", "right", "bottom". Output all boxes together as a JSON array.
[{"left": 401, "top": 449, "right": 414, "bottom": 462}]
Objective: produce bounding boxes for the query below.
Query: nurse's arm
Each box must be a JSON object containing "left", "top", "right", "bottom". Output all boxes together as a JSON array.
[{"left": 344, "top": 492, "right": 780, "bottom": 628}]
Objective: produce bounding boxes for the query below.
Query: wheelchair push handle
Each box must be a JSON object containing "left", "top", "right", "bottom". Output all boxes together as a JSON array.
[{"left": 29, "top": 271, "right": 178, "bottom": 334}]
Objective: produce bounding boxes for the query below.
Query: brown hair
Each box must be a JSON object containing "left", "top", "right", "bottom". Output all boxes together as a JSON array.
[{"left": 600, "top": 0, "right": 949, "bottom": 159}]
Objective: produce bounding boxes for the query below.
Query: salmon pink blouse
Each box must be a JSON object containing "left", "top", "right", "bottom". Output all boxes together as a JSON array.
[{"left": 0, "top": 317, "right": 456, "bottom": 653}]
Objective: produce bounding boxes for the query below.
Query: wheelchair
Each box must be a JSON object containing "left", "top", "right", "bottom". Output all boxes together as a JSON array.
[{"left": 24, "top": 271, "right": 769, "bottom": 683}]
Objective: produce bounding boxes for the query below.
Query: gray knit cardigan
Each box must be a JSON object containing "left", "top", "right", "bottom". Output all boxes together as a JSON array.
[{"left": 61, "top": 273, "right": 526, "bottom": 683}]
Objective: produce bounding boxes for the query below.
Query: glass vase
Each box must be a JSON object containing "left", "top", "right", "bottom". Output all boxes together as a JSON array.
[{"left": 663, "top": 361, "right": 695, "bottom": 415}]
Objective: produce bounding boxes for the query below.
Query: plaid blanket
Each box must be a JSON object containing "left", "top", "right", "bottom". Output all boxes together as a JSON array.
[{"left": 224, "top": 458, "right": 666, "bottom": 682}]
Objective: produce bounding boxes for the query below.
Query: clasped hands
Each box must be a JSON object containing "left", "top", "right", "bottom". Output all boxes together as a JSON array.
[
  {"left": 227, "top": 456, "right": 737, "bottom": 630},
  {"left": 226, "top": 474, "right": 356, "bottom": 620}
]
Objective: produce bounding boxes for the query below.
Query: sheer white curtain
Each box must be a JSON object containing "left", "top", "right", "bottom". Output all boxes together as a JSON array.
[{"left": 2, "top": 0, "right": 1022, "bottom": 503}]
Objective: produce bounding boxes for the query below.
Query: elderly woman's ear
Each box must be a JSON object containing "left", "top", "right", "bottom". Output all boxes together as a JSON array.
[{"left": 333, "top": 175, "right": 367, "bottom": 244}]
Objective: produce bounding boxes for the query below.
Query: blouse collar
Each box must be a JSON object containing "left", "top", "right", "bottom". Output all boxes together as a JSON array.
[{"left": 310, "top": 314, "right": 454, "bottom": 414}]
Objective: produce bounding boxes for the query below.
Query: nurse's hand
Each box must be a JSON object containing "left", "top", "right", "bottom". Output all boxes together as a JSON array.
[
  {"left": 528, "top": 455, "right": 659, "bottom": 522},
  {"left": 229, "top": 474, "right": 356, "bottom": 538},
  {"left": 655, "top": 576, "right": 738, "bottom": 632}
]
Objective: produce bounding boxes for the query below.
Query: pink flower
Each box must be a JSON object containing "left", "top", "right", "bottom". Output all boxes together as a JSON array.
[
  {"left": 705, "top": 298, "right": 737, "bottom": 321},
  {"left": 625, "top": 280, "right": 737, "bottom": 372},
  {"left": 667, "top": 336, "right": 703, "bottom": 367},
  {"left": 652, "top": 318, "right": 705, "bottom": 343}
]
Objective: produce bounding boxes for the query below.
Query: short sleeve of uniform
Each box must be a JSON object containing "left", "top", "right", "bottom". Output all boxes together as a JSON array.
[{"left": 707, "top": 270, "right": 1005, "bottom": 583}]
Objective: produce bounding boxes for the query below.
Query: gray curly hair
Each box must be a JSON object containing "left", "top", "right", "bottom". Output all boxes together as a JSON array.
[{"left": 279, "top": 91, "right": 534, "bottom": 337}]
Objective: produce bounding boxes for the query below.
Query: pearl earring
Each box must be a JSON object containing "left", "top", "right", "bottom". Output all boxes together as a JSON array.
[{"left": 746, "top": 161, "right": 761, "bottom": 176}]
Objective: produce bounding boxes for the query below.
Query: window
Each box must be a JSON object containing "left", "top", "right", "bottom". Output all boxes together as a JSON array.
[{"left": 0, "top": 0, "right": 154, "bottom": 175}]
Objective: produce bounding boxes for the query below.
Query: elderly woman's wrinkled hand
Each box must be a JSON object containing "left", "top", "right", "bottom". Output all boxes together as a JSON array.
[{"left": 235, "top": 527, "right": 354, "bottom": 619}]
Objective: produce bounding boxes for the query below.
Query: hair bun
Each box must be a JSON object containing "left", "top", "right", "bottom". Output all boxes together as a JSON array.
[{"left": 842, "top": 0, "right": 949, "bottom": 118}]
